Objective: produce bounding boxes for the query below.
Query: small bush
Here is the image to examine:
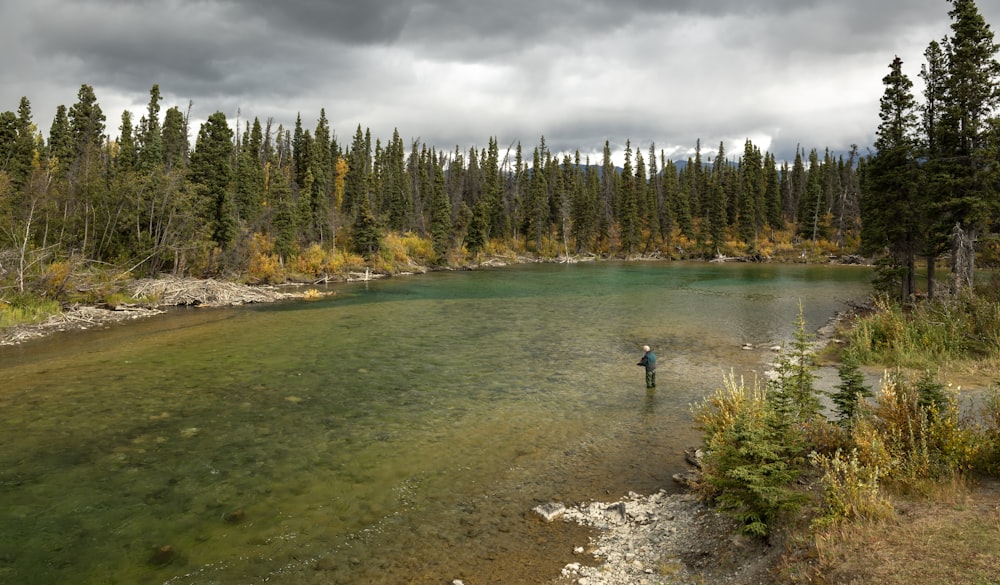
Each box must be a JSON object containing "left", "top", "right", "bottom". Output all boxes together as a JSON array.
[
  {"left": 376, "top": 232, "right": 421, "bottom": 272},
  {"left": 842, "top": 294, "right": 994, "bottom": 369},
  {"left": 868, "top": 372, "right": 934, "bottom": 481},
  {"left": 323, "top": 249, "right": 366, "bottom": 275},
  {"left": 291, "top": 243, "right": 327, "bottom": 278},
  {"left": 858, "top": 371, "right": 978, "bottom": 483},
  {"left": 694, "top": 372, "right": 808, "bottom": 537},
  {"left": 922, "top": 383, "right": 986, "bottom": 475},
  {"left": 103, "top": 292, "right": 135, "bottom": 307},
  {"left": 979, "top": 387, "right": 1000, "bottom": 473},
  {"left": 811, "top": 449, "right": 894, "bottom": 528},
  {"left": 40, "top": 260, "right": 73, "bottom": 299},
  {"left": 397, "top": 232, "right": 436, "bottom": 265},
  {"left": 247, "top": 233, "right": 285, "bottom": 284}
]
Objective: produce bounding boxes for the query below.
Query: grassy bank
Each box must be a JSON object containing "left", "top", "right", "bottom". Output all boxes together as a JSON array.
[{"left": 693, "top": 286, "right": 1000, "bottom": 583}]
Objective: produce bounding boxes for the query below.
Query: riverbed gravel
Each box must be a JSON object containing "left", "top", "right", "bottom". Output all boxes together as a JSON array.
[{"left": 545, "top": 490, "right": 779, "bottom": 585}]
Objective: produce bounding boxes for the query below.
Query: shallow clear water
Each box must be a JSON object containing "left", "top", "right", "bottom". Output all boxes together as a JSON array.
[{"left": 0, "top": 261, "right": 871, "bottom": 584}]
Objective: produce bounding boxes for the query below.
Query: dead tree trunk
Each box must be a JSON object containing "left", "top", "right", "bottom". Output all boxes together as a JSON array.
[{"left": 950, "top": 223, "right": 975, "bottom": 296}]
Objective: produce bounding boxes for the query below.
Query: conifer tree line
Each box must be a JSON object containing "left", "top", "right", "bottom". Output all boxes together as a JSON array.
[
  {"left": 0, "top": 0, "right": 996, "bottom": 295},
  {"left": 0, "top": 82, "right": 865, "bottom": 285}
]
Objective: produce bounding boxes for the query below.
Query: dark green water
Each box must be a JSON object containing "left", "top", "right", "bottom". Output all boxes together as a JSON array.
[{"left": 0, "top": 261, "right": 871, "bottom": 584}]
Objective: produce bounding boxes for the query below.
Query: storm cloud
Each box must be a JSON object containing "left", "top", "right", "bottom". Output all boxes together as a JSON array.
[{"left": 3, "top": 0, "right": 998, "bottom": 164}]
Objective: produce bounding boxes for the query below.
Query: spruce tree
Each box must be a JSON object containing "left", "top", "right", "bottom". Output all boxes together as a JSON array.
[
  {"left": 190, "top": 111, "right": 237, "bottom": 250},
  {"left": 936, "top": 0, "right": 1000, "bottom": 293},
  {"left": 797, "top": 149, "right": 825, "bottom": 244},
  {"left": 593, "top": 140, "right": 614, "bottom": 238},
  {"left": 270, "top": 165, "right": 297, "bottom": 261},
  {"left": 10, "top": 97, "right": 36, "bottom": 190},
  {"left": 137, "top": 84, "right": 163, "bottom": 171},
  {"left": 739, "top": 139, "right": 763, "bottom": 245},
  {"left": 706, "top": 179, "right": 727, "bottom": 255},
  {"left": 919, "top": 40, "right": 950, "bottom": 299},
  {"left": 659, "top": 154, "right": 678, "bottom": 244},
  {"left": 235, "top": 118, "right": 265, "bottom": 227},
  {"left": 161, "top": 105, "right": 189, "bottom": 170},
  {"left": 526, "top": 145, "right": 548, "bottom": 251},
  {"left": 343, "top": 125, "right": 370, "bottom": 219},
  {"left": 68, "top": 84, "right": 105, "bottom": 156},
  {"left": 116, "top": 110, "right": 136, "bottom": 173},
  {"left": 384, "top": 128, "right": 410, "bottom": 233},
  {"left": 308, "top": 110, "right": 334, "bottom": 242},
  {"left": 575, "top": 156, "right": 600, "bottom": 253},
  {"left": 830, "top": 354, "right": 872, "bottom": 424},
  {"left": 47, "top": 105, "right": 74, "bottom": 178},
  {"left": 862, "top": 56, "right": 921, "bottom": 300},
  {"left": 768, "top": 304, "right": 820, "bottom": 423},
  {"left": 789, "top": 149, "right": 805, "bottom": 223},
  {"left": 0, "top": 111, "right": 17, "bottom": 176},
  {"left": 618, "top": 142, "right": 641, "bottom": 255},
  {"left": 350, "top": 197, "right": 382, "bottom": 260},
  {"left": 429, "top": 155, "right": 451, "bottom": 259},
  {"left": 764, "top": 152, "right": 783, "bottom": 231},
  {"left": 483, "top": 137, "right": 506, "bottom": 240},
  {"left": 465, "top": 199, "right": 489, "bottom": 259},
  {"left": 645, "top": 144, "right": 663, "bottom": 248},
  {"left": 671, "top": 159, "right": 694, "bottom": 240}
]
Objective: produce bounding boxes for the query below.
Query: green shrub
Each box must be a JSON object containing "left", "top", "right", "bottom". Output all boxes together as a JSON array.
[
  {"left": 768, "top": 303, "right": 821, "bottom": 423},
  {"left": 830, "top": 353, "right": 874, "bottom": 424},
  {"left": 857, "top": 371, "right": 979, "bottom": 483},
  {"left": 811, "top": 448, "right": 894, "bottom": 528},
  {"left": 694, "top": 372, "right": 808, "bottom": 537},
  {"left": 979, "top": 387, "right": 1000, "bottom": 474}
]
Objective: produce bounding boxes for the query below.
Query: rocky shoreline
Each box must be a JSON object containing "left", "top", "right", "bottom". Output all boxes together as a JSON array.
[{"left": 535, "top": 490, "right": 778, "bottom": 585}]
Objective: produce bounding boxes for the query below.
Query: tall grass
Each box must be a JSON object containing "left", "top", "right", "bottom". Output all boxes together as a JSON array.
[
  {"left": 844, "top": 292, "right": 1000, "bottom": 370},
  {"left": 0, "top": 296, "right": 62, "bottom": 328}
]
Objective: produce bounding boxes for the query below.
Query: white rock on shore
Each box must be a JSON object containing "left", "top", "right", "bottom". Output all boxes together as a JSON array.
[{"left": 550, "top": 490, "right": 776, "bottom": 585}]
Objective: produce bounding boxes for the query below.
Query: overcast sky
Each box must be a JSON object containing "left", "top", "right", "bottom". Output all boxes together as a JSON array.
[{"left": 3, "top": 0, "right": 998, "bottom": 166}]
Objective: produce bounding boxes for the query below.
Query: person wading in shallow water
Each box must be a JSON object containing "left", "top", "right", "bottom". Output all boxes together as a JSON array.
[{"left": 637, "top": 345, "right": 656, "bottom": 388}]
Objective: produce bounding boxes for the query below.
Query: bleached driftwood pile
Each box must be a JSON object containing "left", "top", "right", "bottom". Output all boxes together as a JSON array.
[
  {"left": 131, "top": 276, "right": 296, "bottom": 307},
  {"left": 1, "top": 277, "right": 309, "bottom": 346}
]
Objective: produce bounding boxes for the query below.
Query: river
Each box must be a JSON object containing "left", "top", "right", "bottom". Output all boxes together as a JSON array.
[{"left": 0, "top": 261, "right": 871, "bottom": 584}]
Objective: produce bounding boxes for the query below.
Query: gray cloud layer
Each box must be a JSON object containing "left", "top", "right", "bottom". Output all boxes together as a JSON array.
[{"left": 3, "top": 0, "right": 998, "bottom": 164}]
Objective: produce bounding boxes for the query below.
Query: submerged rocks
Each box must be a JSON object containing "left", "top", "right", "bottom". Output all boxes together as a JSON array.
[
  {"left": 673, "top": 448, "right": 705, "bottom": 489},
  {"left": 532, "top": 502, "right": 567, "bottom": 522},
  {"left": 147, "top": 544, "right": 176, "bottom": 567}
]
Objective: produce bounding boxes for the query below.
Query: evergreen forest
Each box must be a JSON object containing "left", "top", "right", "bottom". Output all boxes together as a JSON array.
[{"left": 0, "top": 0, "right": 997, "bottom": 304}]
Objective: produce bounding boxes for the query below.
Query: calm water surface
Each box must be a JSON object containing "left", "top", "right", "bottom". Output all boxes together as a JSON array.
[{"left": 0, "top": 262, "right": 871, "bottom": 584}]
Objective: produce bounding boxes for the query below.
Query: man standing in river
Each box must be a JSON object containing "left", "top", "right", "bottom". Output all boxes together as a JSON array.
[{"left": 637, "top": 345, "right": 656, "bottom": 388}]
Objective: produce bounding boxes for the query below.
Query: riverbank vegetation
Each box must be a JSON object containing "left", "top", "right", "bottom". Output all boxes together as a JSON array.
[
  {"left": 693, "top": 3, "right": 1000, "bottom": 577},
  {"left": 694, "top": 283, "right": 1000, "bottom": 582}
]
